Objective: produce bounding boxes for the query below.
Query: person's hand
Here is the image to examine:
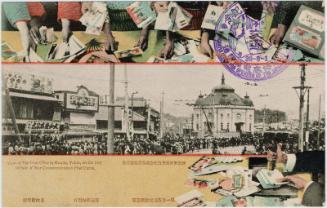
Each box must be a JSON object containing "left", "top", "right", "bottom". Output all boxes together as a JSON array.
[
  {"left": 219, "top": 178, "right": 234, "bottom": 191},
  {"left": 269, "top": 24, "right": 286, "bottom": 46},
  {"left": 261, "top": 1, "right": 279, "bottom": 14},
  {"left": 16, "top": 21, "right": 32, "bottom": 61},
  {"left": 29, "top": 17, "right": 42, "bottom": 46},
  {"left": 160, "top": 39, "right": 174, "bottom": 59},
  {"left": 278, "top": 175, "right": 309, "bottom": 189},
  {"left": 105, "top": 32, "right": 118, "bottom": 53},
  {"left": 61, "top": 18, "right": 72, "bottom": 43},
  {"left": 199, "top": 31, "right": 213, "bottom": 58},
  {"left": 81, "top": 2, "right": 93, "bottom": 14},
  {"left": 135, "top": 27, "right": 149, "bottom": 51}
]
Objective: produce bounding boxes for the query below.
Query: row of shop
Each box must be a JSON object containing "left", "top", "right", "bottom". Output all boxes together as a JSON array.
[{"left": 2, "top": 72, "right": 160, "bottom": 143}]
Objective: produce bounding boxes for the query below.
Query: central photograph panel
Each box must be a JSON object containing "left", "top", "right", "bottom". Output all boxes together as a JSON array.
[{"left": 2, "top": 63, "right": 324, "bottom": 156}]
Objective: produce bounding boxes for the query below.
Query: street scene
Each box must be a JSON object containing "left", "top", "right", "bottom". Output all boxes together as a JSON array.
[{"left": 2, "top": 64, "right": 324, "bottom": 155}]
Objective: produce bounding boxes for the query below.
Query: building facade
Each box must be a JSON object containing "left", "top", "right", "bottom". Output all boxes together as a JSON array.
[
  {"left": 97, "top": 96, "right": 160, "bottom": 139},
  {"left": 2, "top": 72, "right": 63, "bottom": 146},
  {"left": 54, "top": 85, "right": 101, "bottom": 139},
  {"left": 193, "top": 74, "right": 255, "bottom": 138}
]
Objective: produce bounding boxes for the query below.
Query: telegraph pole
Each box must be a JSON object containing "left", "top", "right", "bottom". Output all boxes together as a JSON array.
[
  {"left": 293, "top": 63, "right": 311, "bottom": 152},
  {"left": 107, "top": 63, "right": 115, "bottom": 154},
  {"left": 131, "top": 91, "right": 138, "bottom": 140},
  {"left": 262, "top": 105, "right": 266, "bottom": 136},
  {"left": 305, "top": 88, "right": 311, "bottom": 150},
  {"left": 124, "top": 65, "right": 130, "bottom": 141},
  {"left": 146, "top": 100, "right": 151, "bottom": 139},
  {"left": 3, "top": 79, "right": 21, "bottom": 141},
  {"left": 160, "top": 91, "right": 165, "bottom": 138},
  {"left": 317, "top": 95, "right": 321, "bottom": 149}
]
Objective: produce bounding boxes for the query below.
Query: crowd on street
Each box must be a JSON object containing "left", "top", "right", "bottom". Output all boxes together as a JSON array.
[{"left": 3, "top": 131, "right": 324, "bottom": 155}]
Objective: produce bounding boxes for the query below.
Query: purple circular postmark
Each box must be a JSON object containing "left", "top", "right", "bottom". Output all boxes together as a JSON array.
[{"left": 213, "top": 3, "right": 287, "bottom": 81}]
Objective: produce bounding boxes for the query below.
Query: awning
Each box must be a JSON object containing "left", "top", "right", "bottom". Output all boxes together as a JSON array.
[{"left": 9, "top": 92, "right": 59, "bottom": 102}]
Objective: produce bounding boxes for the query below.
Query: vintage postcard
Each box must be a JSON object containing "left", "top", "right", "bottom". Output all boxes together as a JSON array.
[{"left": 1, "top": 1, "right": 326, "bottom": 207}]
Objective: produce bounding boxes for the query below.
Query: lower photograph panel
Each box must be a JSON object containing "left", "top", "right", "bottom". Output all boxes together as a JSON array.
[{"left": 3, "top": 155, "right": 318, "bottom": 207}]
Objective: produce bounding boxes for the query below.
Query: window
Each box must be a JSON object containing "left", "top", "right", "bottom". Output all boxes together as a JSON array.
[
  {"left": 221, "top": 122, "right": 223, "bottom": 130},
  {"left": 196, "top": 124, "right": 199, "bottom": 130},
  {"left": 227, "top": 123, "right": 230, "bottom": 131},
  {"left": 236, "top": 113, "right": 241, "bottom": 120},
  {"left": 249, "top": 124, "right": 252, "bottom": 131}
]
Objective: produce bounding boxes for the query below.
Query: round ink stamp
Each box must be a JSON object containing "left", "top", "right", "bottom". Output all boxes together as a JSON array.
[{"left": 213, "top": 3, "right": 287, "bottom": 81}]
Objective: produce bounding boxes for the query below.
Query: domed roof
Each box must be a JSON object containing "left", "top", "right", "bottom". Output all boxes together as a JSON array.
[
  {"left": 195, "top": 74, "right": 254, "bottom": 107},
  {"left": 211, "top": 73, "right": 235, "bottom": 93}
]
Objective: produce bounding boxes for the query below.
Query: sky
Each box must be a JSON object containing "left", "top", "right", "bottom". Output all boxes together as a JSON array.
[{"left": 3, "top": 63, "right": 325, "bottom": 121}]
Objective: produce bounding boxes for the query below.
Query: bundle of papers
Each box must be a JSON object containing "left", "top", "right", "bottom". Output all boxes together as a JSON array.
[
  {"left": 246, "top": 196, "right": 282, "bottom": 207},
  {"left": 36, "top": 35, "right": 86, "bottom": 62},
  {"left": 127, "top": 2, "right": 156, "bottom": 29},
  {"left": 175, "top": 190, "right": 206, "bottom": 207},
  {"left": 215, "top": 156, "right": 243, "bottom": 164},
  {"left": 201, "top": 5, "right": 224, "bottom": 30},
  {"left": 155, "top": 2, "right": 192, "bottom": 32},
  {"left": 188, "top": 156, "right": 218, "bottom": 172},
  {"left": 273, "top": 44, "right": 304, "bottom": 62},
  {"left": 79, "top": 2, "right": 108, "bottom": 35},
  {"left": 79, "top": 51, "right": 119, "bottom": 63},
  {"left": 234, "top": 185, "right": 261, "bottom": 197},
  {"left": 185, "top": 178, "right": 218, "bottom": 189},
  {"left": 114, "top": 47, "right": 143, "bottom": 59},
  {"left": 147, "top": 39, "right": 211, "bottom": 63},
  {"left": 256, "top": 169, "right": 288, "bottom": 189},
  {"left": 2, "top": 42, "right": 17, "bottom": 60},
  {"left": 216, "top": 196, "right": 236, "bottom": 207},
  {"left": 188, "top": 156, "right": 245, "bottom": 176}
]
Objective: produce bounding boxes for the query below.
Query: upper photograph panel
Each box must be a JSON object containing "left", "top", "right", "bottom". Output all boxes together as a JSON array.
[{"left": 1, "top": 1, "right": 325, "bottom": 64}]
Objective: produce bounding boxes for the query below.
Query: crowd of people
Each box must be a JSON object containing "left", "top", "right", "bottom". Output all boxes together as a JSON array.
[
  {"left": 4, "top": 134, "right": 107, "bottom": 155},
  {"left": 3, "top": 130, "right": 324, "bottom": 155}
]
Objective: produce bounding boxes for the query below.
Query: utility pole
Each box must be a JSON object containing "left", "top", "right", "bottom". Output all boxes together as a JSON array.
[
  {"left": 293, "top": 63, "right": 311, "bottom": 152},
  {"left": 124, "top": 65, "right": 130, "bottom": 141},
  {"left": 160, "top": 91, "right": 165, "bottom": 138},
  {"left": 305, "top": 88, "right": 311, "bottom": 150},
  {"left": 262, "top": 105, "right": 266, "bottom": 136},
  {"left": 146, "top": 100, "right": 151, "bottom": 139},
  {"left": 107, "top": 63, "right": 115, "bottom": 154},
  {"left": 191, "top": 114, "right": 194, "bottom": 138},
  {"left": 317, "top": 94, "right": 321, "bottom": 149},
  {"left": 131, "top": 91, "right": 138, "bottom": 140},
  {"left": 258, "top": 94, "right": 269, "bottom": 136},
  {"left": 3, "top": 79, "right": 21, "bottom": 141}
]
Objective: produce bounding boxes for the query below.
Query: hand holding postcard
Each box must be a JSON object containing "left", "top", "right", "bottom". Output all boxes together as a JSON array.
[
  {"left": 79, "top": 2, "right": 108, "bottom": 35},
  {"left": 256, "top": 169, "right": 288, "bottom": 189},
  {"left": 283, "top": 5, "right": 324, "bottom": 57},
  {"left": 201, "top": 5, "right": 224, "bottom": 30},
  {"left": 154, "top": 2, "right": 192, "bottom": 32},
  {"left": 127, "top": 2, "right": 156, "bottom": 29}
]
